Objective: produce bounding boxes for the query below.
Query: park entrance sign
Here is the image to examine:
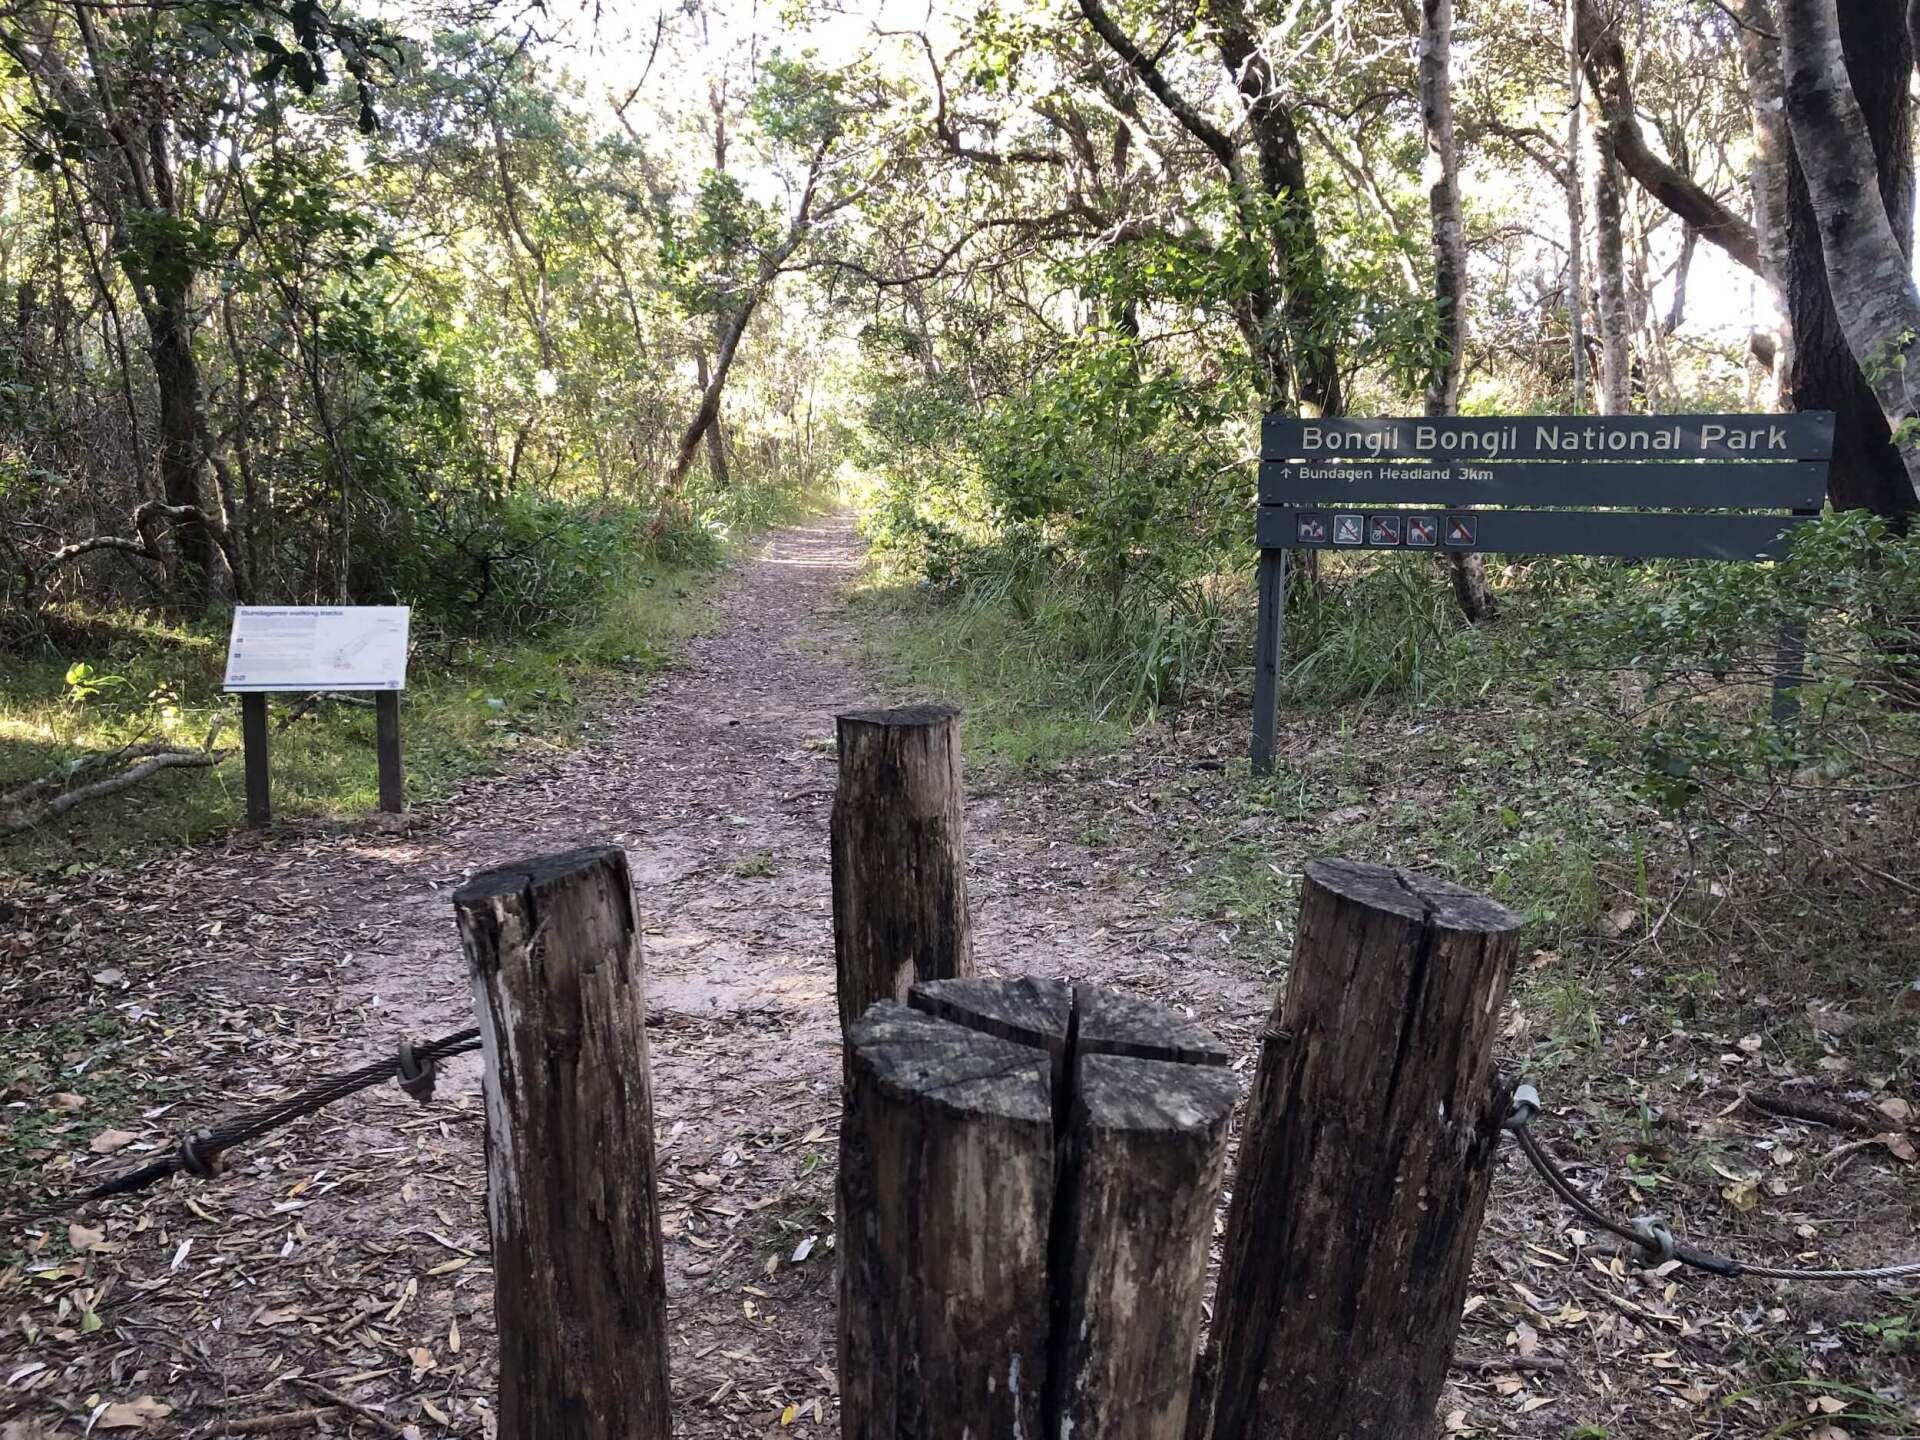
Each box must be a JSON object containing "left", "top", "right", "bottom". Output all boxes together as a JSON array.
[
  {"left": 1250, "top": 411, "right": 1837, "bottom": 772},
  {"left": 221, "top": 606, "right": 411, "bottom": 826}
]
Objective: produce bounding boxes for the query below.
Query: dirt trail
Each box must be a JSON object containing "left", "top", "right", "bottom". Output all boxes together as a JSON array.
[
  {"left": 2, "top": 514, "right": 1268, "bottom": 1438},
  {"left": 9, "top": 513, "right": 1915, "bottom": 1439}
]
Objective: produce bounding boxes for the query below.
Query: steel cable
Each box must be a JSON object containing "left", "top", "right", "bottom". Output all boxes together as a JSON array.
[
  {"left": 1504, "top": 1084, "right": 1920, "bottom": 1285},
  {"left": 0, "top": 1027, "right": 481, "bottom": 1230}
]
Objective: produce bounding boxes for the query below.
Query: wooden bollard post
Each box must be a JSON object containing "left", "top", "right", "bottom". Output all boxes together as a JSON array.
[
  {"left": 454, "top": 846, "right": 672, "bottom": 1440},
  {"left": 1201, "top": 859, "right": 1520, "bottom": 1440},
  {"left": 839, "top": 977, "right": 1236, "bottom": 1440},
  {"left": 831, "top": 704, "right": 974, "bottom": 1034}
]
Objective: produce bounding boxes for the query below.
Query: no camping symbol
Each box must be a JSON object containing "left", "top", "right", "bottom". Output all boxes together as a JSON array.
[{"left": 1445, "top": 515, "right": 1477, "bottom": 547}]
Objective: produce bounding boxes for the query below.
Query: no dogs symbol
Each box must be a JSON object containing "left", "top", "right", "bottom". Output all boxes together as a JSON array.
[{"left": 1297, "top": 513, "right": 1329, "bottom": 544}]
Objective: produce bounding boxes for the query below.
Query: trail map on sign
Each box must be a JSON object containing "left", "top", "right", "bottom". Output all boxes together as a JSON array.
[{"left": 223, "top": 607, "right": 411, "bottom": 692}]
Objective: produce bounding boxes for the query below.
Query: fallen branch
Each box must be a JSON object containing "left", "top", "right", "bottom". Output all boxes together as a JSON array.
[
  {"left": 1, "top": 721, "right": 231, "bottom": 840},
  {"left": 217, "top": 1406, "right": 342, "bottom": 1435},
  {"left": 1745, "top": 1090, "right": 1882, "bottom": 1136},
  {"left": 290, "top": 1381, "right": 407, "bottom": 1438}
]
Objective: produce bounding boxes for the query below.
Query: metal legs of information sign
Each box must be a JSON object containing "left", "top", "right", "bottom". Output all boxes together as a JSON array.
[
  {"left": 222, "top": 607, "right": 412, "bottom": 826},
  {"left": 1249, "top": 413, "right": 1836, "bottom": 773}
]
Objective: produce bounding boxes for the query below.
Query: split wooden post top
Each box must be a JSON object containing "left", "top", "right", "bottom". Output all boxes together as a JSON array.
[
  {"left": 1202, "top": 857, "right": 1521, "bottom": 1440},
  {"left": 831, "top": 703, "right": 975, "bottom": 1033},
  {"left": 838, "top": 975, "right": 1237, "bottom": 1440}
]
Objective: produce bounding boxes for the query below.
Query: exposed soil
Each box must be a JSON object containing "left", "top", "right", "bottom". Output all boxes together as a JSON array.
[{"left": 2, "top": 513, "right": 1917, "bottom": 1438}]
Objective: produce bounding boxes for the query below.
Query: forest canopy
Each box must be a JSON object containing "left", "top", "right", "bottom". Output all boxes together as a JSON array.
[{"left": 2, "top": 0, "right": 1917, "bottom": 699}]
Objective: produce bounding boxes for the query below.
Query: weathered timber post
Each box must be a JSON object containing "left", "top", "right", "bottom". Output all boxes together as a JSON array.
[
  {"left": 1201, "top": 858, "right": 1520, "bottom": 1440},
  {"left": 454, "top": 846, "right": 672, "bottom": 1440},
  {"left": 831, "top": 704, "right": 974, "bottom": 1034},
  {"left": 839, "top": 976, "right": 1236, "bottom": 1440}
]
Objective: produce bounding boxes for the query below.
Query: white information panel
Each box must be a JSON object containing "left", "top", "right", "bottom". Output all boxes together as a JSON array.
[{"left": 223, "top": 606, "right": 411, "bottom": 693}]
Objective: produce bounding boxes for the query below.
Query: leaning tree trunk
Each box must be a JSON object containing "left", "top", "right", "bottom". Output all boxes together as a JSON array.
[
  {"left": 1418, "top": 0, "right": 1495, "bottom": 624},
  {"left": 1778, "top": 0, "right": 1920, "bottom": 509}
]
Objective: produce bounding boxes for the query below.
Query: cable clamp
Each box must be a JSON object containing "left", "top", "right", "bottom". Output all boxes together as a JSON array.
[
  {"left": 175, "top": 1128, "right": 221, "bottom": 1179},
  {"left": 1630, "top": 1218, "right": 1677, "bottom": 1266},
  {"left": 1503, "top": 1082, "right": 1541, "bottom": 1132},
  {"left": 397, "top": 1041, "right": 437, "bottom": 1104}
]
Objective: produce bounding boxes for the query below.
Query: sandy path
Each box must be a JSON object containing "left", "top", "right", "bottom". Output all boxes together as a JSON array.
[{"left": 1, "top": 514, "right": 1267, "bottom": 1438}]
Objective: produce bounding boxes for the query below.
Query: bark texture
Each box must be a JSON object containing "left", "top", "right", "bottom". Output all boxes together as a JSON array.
[
  {"left": 1779, "top": 0, "right": 1919, "bottom": 517},
  {"left": 831, "top": 704, "right": 975, "bottom": 1034},
  {"left": 1565, "top": 0, "right": 1589, "bottom": 411},
  {"left": 838, "top": 980, "right": 1235, "bottom": 1440},
  {"left": 454, "top": 847, "right": 672, "bottom": 1440},
  {"left": 1777, "top": 0, "right": 1920, "bottom": 507},
  {"left": 838, "top": 1003, "right": 1054, "bottom": 1440},
  {"left": 1591, "top": 126, "right": 1632, "bottom": 415},
  {"left": 1731, "top": 0, "right": 1795, "bottom": 402},
  {"left": 1418, "top": 0, "right": 1495, "bottom": 623},
  {"left": 1203, "top": 859, "right": 1521, "bottom": 1440}
]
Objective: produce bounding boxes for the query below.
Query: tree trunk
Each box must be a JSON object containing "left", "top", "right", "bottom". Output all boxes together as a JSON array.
[
  {"left": 667, "top": 291, "right": 762, "bottom": 498},
  {"left": 1418, "top": 0, "right": 1496, "bottom": 624},
  {"left": 453, "top": 847, "right": 673, "bottom": 1440},
  {"left": 144, "top": 287, "right": 216, "bottom": 612},
  {"left": 694, "top": 351, "right": 732, "bottom": 488},
  {"left": 1731, "top": 0, "right": 1795, "bottom": 405},
  {"left": 1564, "top": 0, "right": 1589, "bottom": 412},
  {"left": 1203, "top": 859, "right": 1521, "bottom": 1440},
  {"left": 1591, "top": 125, "right": 1632, "bottom": 414},
  {"left": 1777, "top": 0, "right": 1920, "bottom": 508},
  {"left": 831, "top": 704, "right": 975, "bottom": 1034}
]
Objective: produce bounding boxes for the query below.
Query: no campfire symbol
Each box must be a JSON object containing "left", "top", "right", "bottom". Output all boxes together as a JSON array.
[{"left": 1333, "top": 513, "right": 1364, "bottom": 545}]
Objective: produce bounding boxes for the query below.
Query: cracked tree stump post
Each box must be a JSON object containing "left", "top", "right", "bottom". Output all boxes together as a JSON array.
[
  {"left": 838, "top": 976, "right": 1236, "bottom": 1440},
  {"left": 454, "top": 846, "right": 672, "bottom": 1440},
  {"left": 1200, "top": 858, "right": 1521, "bottom": 1440},
  {"left": 831, "top": 704, "right": 974, "bottom": 1035}
]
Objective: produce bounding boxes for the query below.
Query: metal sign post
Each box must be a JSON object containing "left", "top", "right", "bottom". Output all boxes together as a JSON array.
[
  {"left": 222, "top": 606, "right": 412, "bottom": 825},
  {"left": 1250, "top": 413, "right": 1836, "bottom": 772}
]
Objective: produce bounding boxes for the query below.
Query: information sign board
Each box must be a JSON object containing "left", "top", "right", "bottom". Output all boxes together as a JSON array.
[
  {"left": 223, "top": 607, "right": 410, "bottom": 693},
  {"left": 1248, "top": 412, "right": 1837, "bottom": 773}
]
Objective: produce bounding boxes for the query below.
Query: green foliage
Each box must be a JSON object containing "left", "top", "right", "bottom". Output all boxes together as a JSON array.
[{"left": 1521, "top": 512, "right": 1920, "bottom": 815}]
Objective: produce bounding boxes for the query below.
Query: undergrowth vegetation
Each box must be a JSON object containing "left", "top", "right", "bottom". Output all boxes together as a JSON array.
[
  {"left": 1, "top": 468, "right": 829, "bottom": 874},
  {"left": 858, "top": 500, "right": 1920, "bottom": 1016}
]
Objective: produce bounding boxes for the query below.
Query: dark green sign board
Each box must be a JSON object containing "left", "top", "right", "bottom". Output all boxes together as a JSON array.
[{"left": 1250, "top": 412, "right": 1837, "bottom": 773}]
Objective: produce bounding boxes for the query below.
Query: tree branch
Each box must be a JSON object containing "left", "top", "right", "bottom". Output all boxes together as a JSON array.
[
  {"left": 1576, "top": 0, "right": 1762, "bottom": 274},
  {"left": 1073, "top": 0, "right": 1247, "bottom": 186}
]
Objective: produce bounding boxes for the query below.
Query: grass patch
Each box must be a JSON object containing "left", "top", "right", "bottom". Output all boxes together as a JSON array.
[
  {"left": 0, "top": 558, "right": 718, "bottom": 878},
  {"left": 849, "top": 579, "right": 1132, "bottom": 772}
]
